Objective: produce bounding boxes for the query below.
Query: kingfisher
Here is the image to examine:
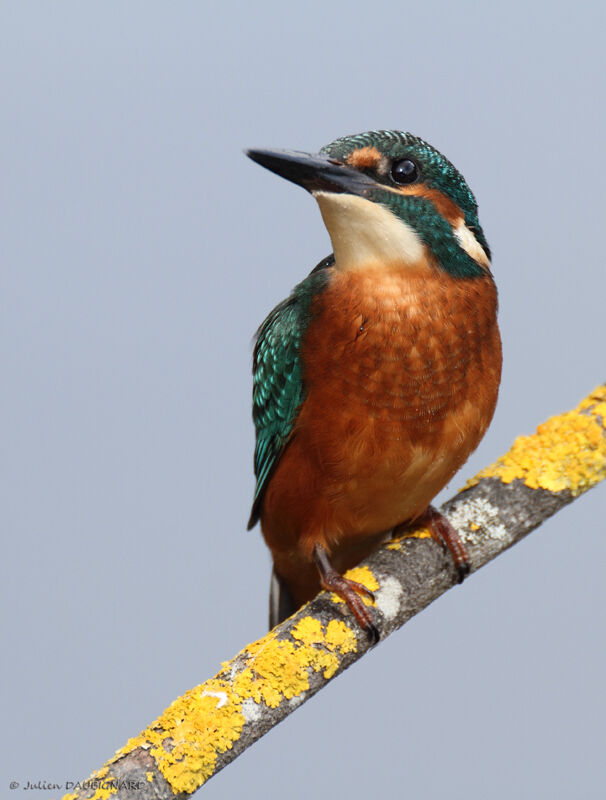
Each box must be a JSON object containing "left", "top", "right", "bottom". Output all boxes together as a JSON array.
[{"left": 246, "top": 130, "right": 502, "bottom": 641}]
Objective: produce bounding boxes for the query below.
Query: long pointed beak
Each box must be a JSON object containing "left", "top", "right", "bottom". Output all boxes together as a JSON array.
[{"left": 245, "top": 148, "right": 377, "bottom": 197}]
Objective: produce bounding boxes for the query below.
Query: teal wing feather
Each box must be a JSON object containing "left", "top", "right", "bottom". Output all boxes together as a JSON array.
[
  {"left": 247, "top": 296, "right": 305, "bottom": 529},
  {"left": 247, "top": 255, "right": 334, "bottom": 530}
]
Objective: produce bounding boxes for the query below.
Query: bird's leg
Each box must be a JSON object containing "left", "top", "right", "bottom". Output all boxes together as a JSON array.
[
  {"left": 415, "top": 505, "right": 471, "bottom": 583},
  {"left": 313, "top": 543, "right": 379, "bottom": 643}
]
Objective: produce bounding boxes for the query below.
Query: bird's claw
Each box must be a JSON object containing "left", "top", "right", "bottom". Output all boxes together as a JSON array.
[{"left": 314, "top": 544, "right": 380, "bottom": 644}]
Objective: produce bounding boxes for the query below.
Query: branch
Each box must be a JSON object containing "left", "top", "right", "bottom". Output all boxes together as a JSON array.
[{"left": 64, "top": 385, "right": 606, "bottom": 800}]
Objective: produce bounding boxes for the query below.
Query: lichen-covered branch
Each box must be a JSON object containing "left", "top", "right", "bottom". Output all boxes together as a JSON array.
[{"left": 64, "top": 385, "right": 606, "bottom": 800}]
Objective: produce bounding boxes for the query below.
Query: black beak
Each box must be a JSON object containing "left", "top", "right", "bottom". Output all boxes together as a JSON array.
[{"left": 245, "top": 148, "right": 377, "bottom": 197}]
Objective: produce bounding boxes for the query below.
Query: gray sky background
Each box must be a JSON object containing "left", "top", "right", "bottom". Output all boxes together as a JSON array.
[{"left": 3, "top": 2, "right": 605, "bottom": 798}]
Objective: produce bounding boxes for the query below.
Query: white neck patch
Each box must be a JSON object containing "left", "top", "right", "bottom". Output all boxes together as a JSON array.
[
  {"left": 453, "top": 219, "right": 491, "bottom": 270},
  {"left": 313, "top": 191, "right": 425, "bottom": 271}
]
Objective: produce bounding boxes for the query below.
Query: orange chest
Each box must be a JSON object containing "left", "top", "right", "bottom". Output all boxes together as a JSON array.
[
  {"left": 299, "top": 265, "right": 501, "bottom": 434},
  {"left": 261, "top": 264, "right": 502, "bottom": 551}
]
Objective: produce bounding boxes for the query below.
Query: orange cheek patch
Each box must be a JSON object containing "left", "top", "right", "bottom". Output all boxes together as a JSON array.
[
  {"left": 346, "top": 146, "right": 382, "bottom": 169},
  {"left": 397, "top": 184, "right": 463, "bottom": 227}
]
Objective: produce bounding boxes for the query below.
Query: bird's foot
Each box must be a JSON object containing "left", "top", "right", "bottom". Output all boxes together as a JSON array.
[
  {"left": 313, "top": 544, "right": 379, "bottom": 644},
  {"left": 418, "top": 505, "right": 471, "bottom": 583}
]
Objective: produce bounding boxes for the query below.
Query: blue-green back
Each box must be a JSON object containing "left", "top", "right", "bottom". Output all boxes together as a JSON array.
[{"left": 248, "top": 259, "right": 332, "bottom": 528}]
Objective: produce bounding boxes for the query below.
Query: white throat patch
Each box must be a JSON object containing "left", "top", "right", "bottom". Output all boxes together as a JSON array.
[{"left": 313, "top": 191, "right": 425, "bottom": 271}]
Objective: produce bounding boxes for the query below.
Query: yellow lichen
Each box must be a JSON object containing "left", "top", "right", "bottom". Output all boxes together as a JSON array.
[
  {"left": 146, "top": 772, "right": 153, "bottom": 783},
  {"left": 235, "top": 638, "right": 310, "bottom": 706},
  {"left": 345, "top": 565, "right": 379, "bottom": 592},
  {"left": 329, "top": 565, "right": 379, "bottom": 606},
  {"left": 62, "top": 766, "right": 117, "bottom": 800},
  {"left": 466, "top": 385, "right": 606, "bottom": 495},
  {"left": 577, "top": 385, "right": 606, "bottom": 420},
  {"left": 324, "top": 620, "right": 357, "bottom": 657},
  {"left": 386, "top": 525, "right": 432, "bottom": 550},
  {"left": 386, "top": 539, "right": 402, "bottom": 550},
  {"left": 403, "top": 527, "right": 432, "bottom": 539},
  {"left": 109, "top": 677, "right": 245, "bottom": 795},
  {"left": 85, "top": 617, "right": 360, "bottom": 799},
  {"left": 291, "top": 616, "right": 326, "bottom": 646}
]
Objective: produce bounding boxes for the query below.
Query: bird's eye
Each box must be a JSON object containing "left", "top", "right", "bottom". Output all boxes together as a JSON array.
[{"left": 390, "top": 158, "right": 419, "bottom": 185}]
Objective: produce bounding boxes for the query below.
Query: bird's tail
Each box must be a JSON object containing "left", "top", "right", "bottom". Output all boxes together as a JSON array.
[{"left": 269, "top": 568, "right": 297, "bottom": 629}]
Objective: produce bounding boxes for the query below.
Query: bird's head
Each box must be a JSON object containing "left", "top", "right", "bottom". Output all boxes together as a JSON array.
[{"left": 246, "top": 130, "right": 491, "bottom": 279}]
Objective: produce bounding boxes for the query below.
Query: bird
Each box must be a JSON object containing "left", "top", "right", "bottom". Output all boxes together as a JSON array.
[{"left": 245, "top": 130, "right": 502, "bottom": 641}]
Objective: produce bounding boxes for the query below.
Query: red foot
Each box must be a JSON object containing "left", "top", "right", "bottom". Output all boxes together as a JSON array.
[
  {"left": 418, "top": 505, "right": 471, "bottom": 583},
  {"left": 313, "top": 544, "right": 379, "bottom": 644},
  {"left": 394, "top": 506, "right": 470, "bottom": 583}
]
